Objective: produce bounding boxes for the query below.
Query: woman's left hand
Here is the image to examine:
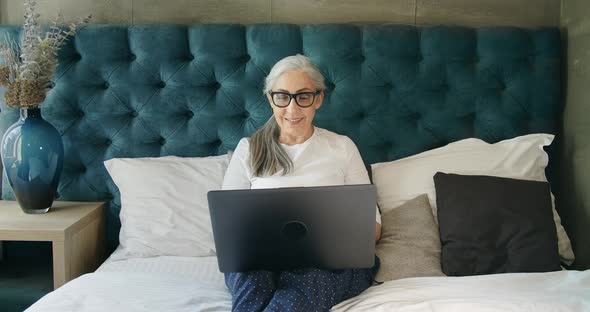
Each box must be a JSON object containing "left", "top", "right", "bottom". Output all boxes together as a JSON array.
[{"left": 375, "top": 223, "right": 381, "bottom": 242}]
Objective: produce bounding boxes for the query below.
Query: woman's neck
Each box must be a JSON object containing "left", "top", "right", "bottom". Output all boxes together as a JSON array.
[{"left": 279, "top": 127, "right": 315, "bottom": 145}]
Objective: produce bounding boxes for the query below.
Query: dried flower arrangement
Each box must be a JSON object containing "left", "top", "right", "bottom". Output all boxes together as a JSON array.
[{"left": 0, "top": 0, "right": 91, "bottom": 109}]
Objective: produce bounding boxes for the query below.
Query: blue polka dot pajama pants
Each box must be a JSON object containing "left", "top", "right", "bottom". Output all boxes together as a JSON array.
[{"left": 224, "top": 258, "right": 379, "bottom": 312}]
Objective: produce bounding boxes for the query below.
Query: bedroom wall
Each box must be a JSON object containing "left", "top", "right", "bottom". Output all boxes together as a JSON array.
[
  {"left": 1, "top": 0, "right": 560, "bottom": 27},
  {"left": 560, "top": 0, "right": 590, "bottom": 270}
]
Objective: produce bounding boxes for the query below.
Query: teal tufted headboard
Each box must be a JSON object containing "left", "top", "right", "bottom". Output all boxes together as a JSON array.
[{"left": 0, "top": 24, "right": 562, "bottom": 255}]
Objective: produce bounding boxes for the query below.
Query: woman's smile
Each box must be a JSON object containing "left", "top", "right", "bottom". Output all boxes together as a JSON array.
[{"left": 285, "top": 117, "right": 304, "bottom": 125}]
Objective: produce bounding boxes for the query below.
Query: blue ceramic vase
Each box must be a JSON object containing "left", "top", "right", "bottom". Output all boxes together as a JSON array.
[{"left": 1, "top": 108, "right": 64, "bottom": 214}]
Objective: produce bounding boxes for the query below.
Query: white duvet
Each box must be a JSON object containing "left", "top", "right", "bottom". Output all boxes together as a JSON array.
[
  {"left": 333, "top": 270, "right": 590, "bottom": 311},
  {"left": 25, "top": 271, "right": 232, "bottom": 312},
  {"left": 26, "top": 256, "right": 590, "bottom": 312}
]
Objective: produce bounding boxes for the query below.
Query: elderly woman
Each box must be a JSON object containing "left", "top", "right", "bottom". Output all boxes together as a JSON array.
[{"left": 222, "top": 54, "right": 381, "bottom": 312}]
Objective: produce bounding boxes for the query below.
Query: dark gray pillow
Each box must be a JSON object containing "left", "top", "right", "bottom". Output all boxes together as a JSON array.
[
  {"left": 434, "top": 172, "right": 561, "bottom": 276},
  {"left": 375, "top": 194, "right": 445, "bottom": 282}
]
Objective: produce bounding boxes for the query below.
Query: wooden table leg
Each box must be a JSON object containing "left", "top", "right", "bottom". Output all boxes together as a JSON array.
[{"left": 52, "top": 239, "right": 71, "bottom": 289}]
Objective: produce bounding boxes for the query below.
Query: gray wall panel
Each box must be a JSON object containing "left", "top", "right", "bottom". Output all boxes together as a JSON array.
[
  {"left": 416, "top": 0, "right": 560, "bottom": 27},
  {"left": 271, "top": 0, "right": 414, "bottom": 24},
  {"left": 560, "top": 0, "right": 590, "bottom": 269},
  {"left": 0, "top": 0, "right": 561, "bottom": 27},
  {"left": 132, "top": 0, "right": 269, "bottom": 24}
]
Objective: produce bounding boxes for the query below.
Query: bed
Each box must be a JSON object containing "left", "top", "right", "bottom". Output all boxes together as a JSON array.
[{"left": 0, "top": 24, "right": 589, "bottom": 311}]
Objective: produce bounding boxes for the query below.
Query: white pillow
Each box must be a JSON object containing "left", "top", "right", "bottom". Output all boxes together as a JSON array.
[
  {"left": 370, "top": 134, "right": 575, "bottom": 265},
  {"left": 104, "top": 154, "right": 229, "bottom": 260}
]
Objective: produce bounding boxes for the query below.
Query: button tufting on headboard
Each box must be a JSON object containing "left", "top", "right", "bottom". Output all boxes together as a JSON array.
[
  {"left": 409, "top": 112, "right": 422, "bottom": 121},
  {"left": 326, "top": 81, "right": 336, "bottom": 91}
]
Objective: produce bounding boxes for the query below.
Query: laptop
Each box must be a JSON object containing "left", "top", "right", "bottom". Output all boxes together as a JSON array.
[{"left": 207, "top": 184, "right": 376, "bottom": 272}]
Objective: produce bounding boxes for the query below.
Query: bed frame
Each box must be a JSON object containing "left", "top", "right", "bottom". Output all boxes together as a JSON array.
[{"left": 0, "top": 24, "right": 570, "bottom": 264}]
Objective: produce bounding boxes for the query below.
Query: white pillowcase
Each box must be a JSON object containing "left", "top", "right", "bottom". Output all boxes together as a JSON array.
[
  {"left": 104, "top": 154, "right": 229, "bottom": 260},
  {"left": 370, "top": 134, "right": 575, "bottom": 265}
]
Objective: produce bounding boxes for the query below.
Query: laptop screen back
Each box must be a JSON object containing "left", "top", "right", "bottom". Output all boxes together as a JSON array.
[{"left": 208, "top": 184, "right": 376, "bottom": 272}]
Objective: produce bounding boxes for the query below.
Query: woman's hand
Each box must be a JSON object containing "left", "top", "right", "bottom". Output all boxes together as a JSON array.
[{"left": 375, "top": 222, "right": 381, "bottom": 242}]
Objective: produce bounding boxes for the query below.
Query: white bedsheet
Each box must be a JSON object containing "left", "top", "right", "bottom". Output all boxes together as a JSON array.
[
  {"left": 27, "top": 255, "right": 233, "bottom": 312},
  {"left": 26, "top": 271, "right": 232, "bottom": 312},
  {"left": 26, "top": 255, "right": 590, "bottom": 312},
  {"left": 97, "top": 254, "right": 226, "bottom": 288},
  {"left": 332, "top": 270, "right": 590, "bottom": 312}
]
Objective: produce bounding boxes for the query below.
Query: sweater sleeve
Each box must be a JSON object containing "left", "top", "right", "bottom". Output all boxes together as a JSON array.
[
  {"left": 222, "top": 138, "right": 252, "bottom": 190},
  {"left": 343, "top": 137, "right": 382, "bottom": 224}
]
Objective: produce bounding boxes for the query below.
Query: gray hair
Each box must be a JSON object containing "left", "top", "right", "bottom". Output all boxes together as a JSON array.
[{"left": 249, "top": 54, "right": 326, "bottom": 177}]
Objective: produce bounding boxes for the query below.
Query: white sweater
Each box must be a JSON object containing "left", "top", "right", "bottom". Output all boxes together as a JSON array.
[{"left": 222, "top": 127, "right": 381, "bottom": 224}]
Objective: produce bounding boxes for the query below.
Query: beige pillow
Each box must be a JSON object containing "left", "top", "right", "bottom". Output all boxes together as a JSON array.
[{"left": 376, "top": 194, "right": 445, "bottom": 282}]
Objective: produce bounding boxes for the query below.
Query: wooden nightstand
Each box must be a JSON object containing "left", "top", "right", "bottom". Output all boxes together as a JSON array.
[{"left": 0, "top": 201, "right": 106, "bottom": 289}]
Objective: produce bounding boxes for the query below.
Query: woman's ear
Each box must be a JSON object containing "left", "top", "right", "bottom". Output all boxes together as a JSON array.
[{"left": 315, "top": 90, "right": 324, "bottom": 110}]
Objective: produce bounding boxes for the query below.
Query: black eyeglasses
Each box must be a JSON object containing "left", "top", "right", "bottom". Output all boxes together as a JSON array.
[{"left": 268, "top": 90, "right": 322, "bottom": 108}]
